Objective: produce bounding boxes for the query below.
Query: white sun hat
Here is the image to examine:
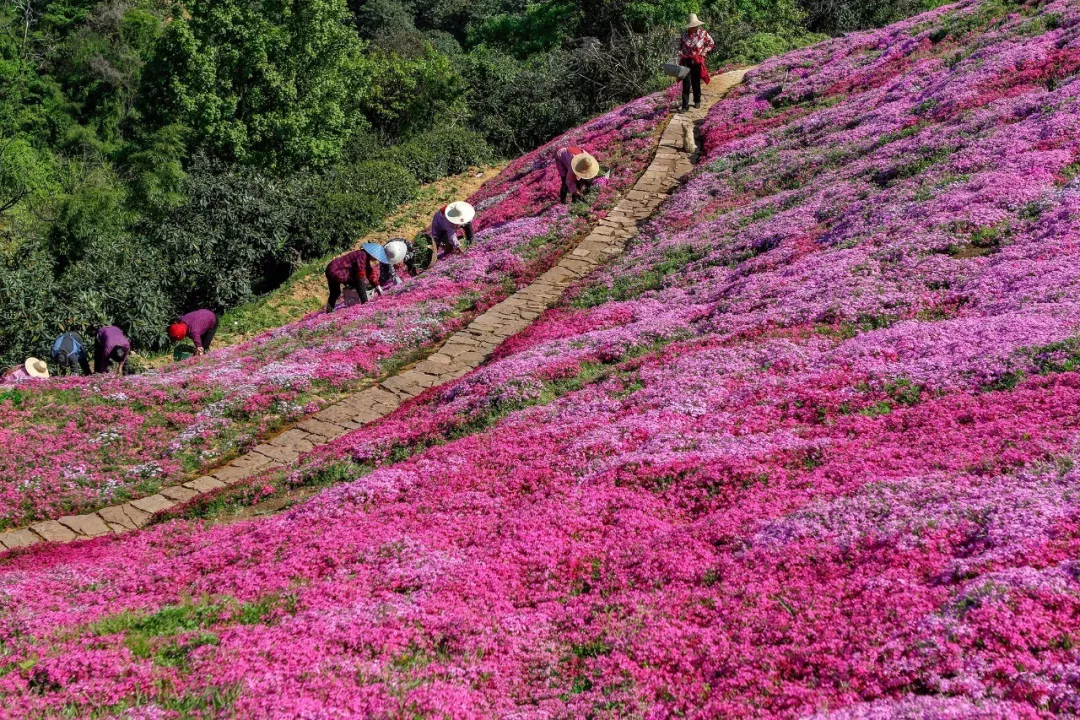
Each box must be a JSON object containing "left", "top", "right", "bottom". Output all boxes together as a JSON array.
[
  {"left": 686, "top": 13, "right": 704, "bottom": 28},
  {"left": 24, "top": 357, "right": 49, "bottom": 378},
  {"left": 384, "top": 240, "right": 408, "bottom": 265},
  {"left": 445, "top": 201, "right": 475, "bottom": 226},
  {"left": 571, "top": 152, "right": 600, "bottom": 180}
]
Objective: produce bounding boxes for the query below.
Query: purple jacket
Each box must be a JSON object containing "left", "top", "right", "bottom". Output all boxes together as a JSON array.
[
  {"left": 431, "top": 207, "right": 461, "bottom": 249},
  {"left": 180, "top": 309, "right": 217, "bottom": 350},
  {"left": 95, "top": 326, "right": 130, "bottom": 374}
]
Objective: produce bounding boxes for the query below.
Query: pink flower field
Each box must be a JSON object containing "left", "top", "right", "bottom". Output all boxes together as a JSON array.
[
  {"left": 0, "top": 93, "right": 667, "bottom": 529},
  {"left": 8, "top": 0, "right": 1080, "bottom": 716}
]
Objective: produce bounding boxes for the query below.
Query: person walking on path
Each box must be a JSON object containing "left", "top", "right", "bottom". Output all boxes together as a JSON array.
[
  {"left": 430, "top": 202, "right": 475, "bottom": 257},
  {"left": 324, "top": 244, "right": 386, "bottom": 313},
  {"left": 94, "top": 326, "right": 130, "bottom": 375},
  {"left": 555, "top": 147, "right": 600, "bottom": 203},
  {"left": 51, "top": 331, "right": 91, "bottom": 376},
  {"left": 168, "top": 309, "right": 218, "bottom": 356},
  {"left": 678, "top": 14, "right": 715, "bottom": 112},
  {"left": 381, "top": 239, "right": 418, "bottom": 287}
]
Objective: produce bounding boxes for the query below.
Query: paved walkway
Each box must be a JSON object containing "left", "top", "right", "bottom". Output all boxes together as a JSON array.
[{"left": 0, "top": 69, "right": 749, "bottom": 551}]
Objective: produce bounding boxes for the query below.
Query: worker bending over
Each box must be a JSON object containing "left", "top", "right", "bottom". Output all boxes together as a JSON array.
[
  {"left": 325, "top": 244, "right": 387, "bottom": 313},
  {"left": 168, "top": 309, "right": 218, "bottom": 355},
  {"left": 95, "top": 326, "right": 130, "bottom": 375},
  {"left": 51, "top": 331, "right": 91, "bottom": 376},
  {"left": 2, "top": 358, "right": 49, "bottom": 382},
  {"left": 555, "top": 147, "right": 599, "bottom": 203},
  {"left": 381, "top": 239, "right": 418, "bottom": 287},
  {"left": 430, "top": 202, "right": 475, "bottom": 256}
]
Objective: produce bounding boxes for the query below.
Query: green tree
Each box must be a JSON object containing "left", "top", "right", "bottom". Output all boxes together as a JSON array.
[
  {"left": 356, "top": 45, "right": 467, "bottom": 139},
  {"left": 139, "top": 0, "right": 369, "bottom": 170}
]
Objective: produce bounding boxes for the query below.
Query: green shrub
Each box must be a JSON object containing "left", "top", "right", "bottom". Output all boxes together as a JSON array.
[
  {"left": 296, "top": 161, "right": 417, "bottom": 257},
  {"left": 341, "top": 160, "right": 419, "bottom": 210},
  {"left": 382, "top": 127, "right": 493, "bottom": 183},
  {"left": 383, "top": 142, "right": 446, "bottom": 184}
]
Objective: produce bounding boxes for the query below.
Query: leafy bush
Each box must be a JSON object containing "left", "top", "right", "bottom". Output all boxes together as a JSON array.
[
  {"left": 296, "top": 160, "right": 419, "bottom": 257},
  {"left": 382, "top": 127, "right": 493, "bottom": 183},
  {"left": 462, "top": 47, "right": 586, "bottom": 155}
]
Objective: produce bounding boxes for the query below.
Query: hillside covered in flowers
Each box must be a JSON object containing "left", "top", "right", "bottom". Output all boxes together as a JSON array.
[
  {"left": 5, "top": 0, "right": 1080, "bottom": 716},
  {"left": 0, "top": 94, "right": 666, "bottom": 529}
]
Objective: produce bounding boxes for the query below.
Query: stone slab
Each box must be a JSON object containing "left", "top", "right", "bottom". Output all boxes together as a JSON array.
[
  {"left": 98, "top": 505, "right": 137, "bottom": 530},
  {"left": 129, "top": 494, "right": 176, "bottom": 515},
  {"left": 229, "top": 452, "right": 275, "bottom": 472},
  {"left": 316, "top": 403, "right": 360, "bottom": 425},
  {"left": 119, "top": 503, "right": 153, "bottom": 528},
  {"left": 269, "top": 429, "right": 314, "bottom": 448},
  {"left": 58, "top": 513, "right": 112, "bottom": 538},
  {"left": 381, "top": 375, "right": 423, "bottom": 397},
  {"left": 297, "top": 418, "right": 349, "bottom": 441},
  {"left": 185, "top": 475, "right": 227, "bottom": 493},
  {"left": 358, "top": 386, "right": 401, "bottom": 409},
  {"left": 0, "top": 529, "right": 41, "bottom": 549},
  {"left": 252, "top": 443, "right": 300, "bottom": 463},
  {"left": 30, "top": 520, "right": 76, "bottom": 543},
  {"left": 160, "top": 485, "right": 201, "bottom": 503}
]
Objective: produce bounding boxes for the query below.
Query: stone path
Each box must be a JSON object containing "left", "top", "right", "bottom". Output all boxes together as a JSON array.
[{"left": 0, "top": 69, "right": 749, "bottom": 552}]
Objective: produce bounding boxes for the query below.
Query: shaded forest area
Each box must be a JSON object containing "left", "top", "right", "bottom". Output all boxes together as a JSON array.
[{"left": 0, "top": 0, "right": 936, "bottom": 363}]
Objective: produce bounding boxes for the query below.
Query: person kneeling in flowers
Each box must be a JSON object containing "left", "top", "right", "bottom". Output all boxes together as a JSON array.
[
  {"left": 380, "top": 239, "right": 418, "bottom": 287},
  {"left": 555, "top": 147, "right": 600, "bottom": 203},
  {"left": 94, "top": 325, "right": 130, "bottom": 375},
  {"left": 168, "top": 309, "right": 217, "bottom": 356},
  {"left": 430, "top": 201, "right": 475, "bottom": 256},
  {"left": 324, "top": 244, "right": 387, "bottom": 313}
]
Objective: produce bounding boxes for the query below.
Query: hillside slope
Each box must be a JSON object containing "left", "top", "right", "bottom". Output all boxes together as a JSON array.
[
  {"left": 5, "top": 0, "right": 1080, "bottom": 716},
  {"left": 0, "top": 93, "right": 667, "bottom": 529}
]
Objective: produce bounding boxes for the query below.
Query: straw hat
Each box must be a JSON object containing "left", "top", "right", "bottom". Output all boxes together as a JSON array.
[
  {"left": 24, "top": 357, "right": 49, "bottom": 378},
  {"left": 445, "top": 201, "right": 475, "bottom": 226},
  {"left": 686, "top": 13, "right": 704, "bottom": 28},
  {"left": 384, "top": 240, "right": 408, "bottom": 266},
  {"left": 571, "top": 152, "right": 600, "bottom": 180}
]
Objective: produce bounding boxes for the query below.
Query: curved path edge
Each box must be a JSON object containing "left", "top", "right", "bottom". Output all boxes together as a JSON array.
[{"left": 0, "top": 68, "right": 750, "bottom": 552}]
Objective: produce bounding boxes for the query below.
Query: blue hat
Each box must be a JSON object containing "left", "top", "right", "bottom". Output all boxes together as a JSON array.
[{"left": 362, "top": 243, "right": 389, "bottom": 264}]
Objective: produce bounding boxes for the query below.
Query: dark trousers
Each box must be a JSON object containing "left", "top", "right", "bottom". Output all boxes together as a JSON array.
[
  {"left": 93, "top": 346, "right": 109, "bottom": 374},
  {"left": 199, "top": 323, "right": 217, "bottom": 351},
  {"left": 681, "top": 60, "right": 702, "bottom": 108},
  {"left": 326, "top": 270, "right": 368, "bottom": 310},
  {"left": 58, "top": 355, "right": 90, "bottom": 376}
]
